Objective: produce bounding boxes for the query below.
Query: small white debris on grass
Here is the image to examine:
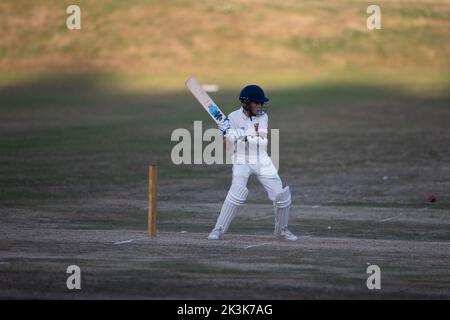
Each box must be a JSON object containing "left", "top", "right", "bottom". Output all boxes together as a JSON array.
[{"left": 114, "top": 239, "right": 136, "bottom": 245}]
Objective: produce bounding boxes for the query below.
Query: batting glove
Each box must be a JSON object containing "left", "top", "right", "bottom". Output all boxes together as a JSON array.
[
  {"left": 217, "top": 118, "right": 231, "bottom": 135},
  {"left": 247, "top": 135, "right": 268, "bottom": 147}
]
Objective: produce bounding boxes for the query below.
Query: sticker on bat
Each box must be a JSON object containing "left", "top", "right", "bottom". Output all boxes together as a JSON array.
[{"left": 208, "top": 104, "right": 223, "bottom": 121}]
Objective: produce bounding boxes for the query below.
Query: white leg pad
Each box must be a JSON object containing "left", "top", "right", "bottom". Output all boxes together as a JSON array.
[
  {"left": 213, "top": 184, "right": 248, "bottom": 233},
  {"left": 273, "top": 186, "right": 292, "bottom": 235}
]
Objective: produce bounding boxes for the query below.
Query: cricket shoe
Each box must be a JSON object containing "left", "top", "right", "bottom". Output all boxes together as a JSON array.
[
  {"left": 276, "top": 228, "right": 298, "bottom": 241},
  {"left": 207, "top": 228, "right": 223, "bottom": 240}
]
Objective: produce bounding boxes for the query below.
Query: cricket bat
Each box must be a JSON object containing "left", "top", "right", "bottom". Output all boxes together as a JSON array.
[{"left": 185, "top": 78, "right": 226, "bottom": 124}]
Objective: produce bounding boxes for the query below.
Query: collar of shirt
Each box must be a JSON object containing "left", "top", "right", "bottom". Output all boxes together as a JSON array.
[
  {"left": 240, "top": 107, "right": 262, "bottom": 120},
  {"left": 240, "top": 107, "right": 249, "bottom": 120}
]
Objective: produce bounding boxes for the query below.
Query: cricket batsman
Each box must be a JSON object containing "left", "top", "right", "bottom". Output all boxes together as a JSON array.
[{"left": 208, "top": 85, "right": 298, "bottom": 241}]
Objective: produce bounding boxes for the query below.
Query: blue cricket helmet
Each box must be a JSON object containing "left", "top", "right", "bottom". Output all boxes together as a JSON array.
[{"left": 239, "top": 85, "right": 269, "bottom": 104}]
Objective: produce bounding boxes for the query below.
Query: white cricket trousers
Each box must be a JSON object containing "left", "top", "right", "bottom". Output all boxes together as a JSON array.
[{"left": 231, "top": 160, "right": 283, "bottom": 201}]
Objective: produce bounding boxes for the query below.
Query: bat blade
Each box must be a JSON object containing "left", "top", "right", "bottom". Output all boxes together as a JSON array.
[{"left": 186, "top": 78, "right": 225, "bottom": 124}]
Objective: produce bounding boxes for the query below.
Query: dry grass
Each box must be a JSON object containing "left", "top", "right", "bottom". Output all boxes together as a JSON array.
[{"left": 0, "top": 0, "right": 449, "bottom": 88}]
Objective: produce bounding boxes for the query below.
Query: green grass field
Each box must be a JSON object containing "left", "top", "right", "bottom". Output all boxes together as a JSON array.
[{"left": 0, "top": 0, "right": 449, "bottom": 299}]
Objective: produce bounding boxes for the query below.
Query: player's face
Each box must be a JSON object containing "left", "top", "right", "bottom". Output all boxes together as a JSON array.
[{"left": 250, "top": 101, "right": 262, "bottom": 115}]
